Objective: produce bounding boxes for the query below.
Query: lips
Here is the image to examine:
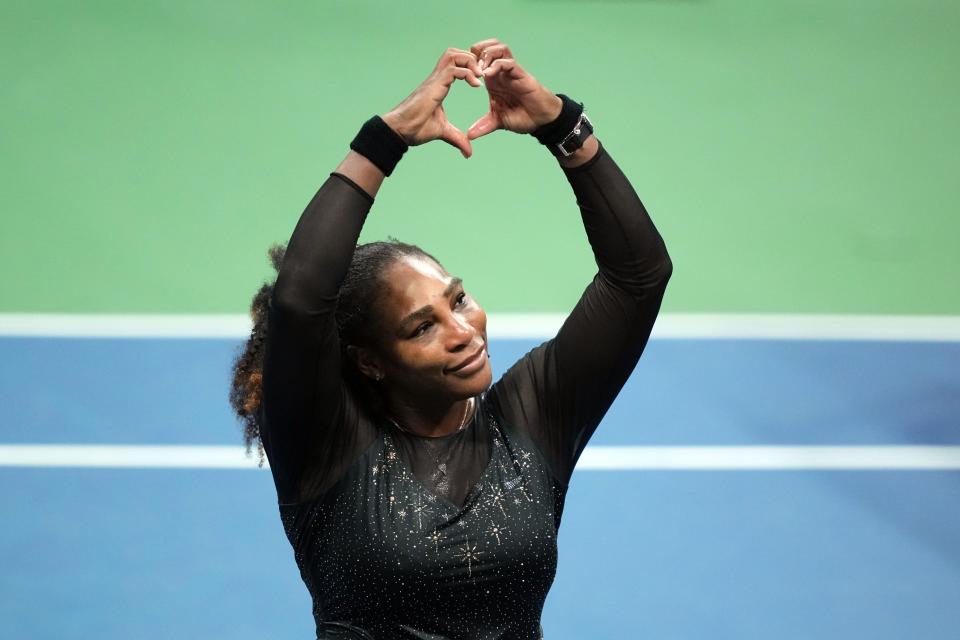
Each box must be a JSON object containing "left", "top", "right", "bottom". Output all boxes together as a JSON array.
[{"left": 447, "top": 344, "right": 486, "bottom": 374}]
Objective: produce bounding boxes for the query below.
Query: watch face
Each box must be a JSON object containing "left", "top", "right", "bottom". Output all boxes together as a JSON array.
[{"left": 554, "top": 114, "right": 592, "bottom": 156}]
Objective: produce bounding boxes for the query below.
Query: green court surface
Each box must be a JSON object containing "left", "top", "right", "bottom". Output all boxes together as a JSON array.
[
  {"left": 2, "top": 4, "right": 959, "bottom": 639},
  {"left": 2, "top": 0, "right": 958, "bottom": 315}
]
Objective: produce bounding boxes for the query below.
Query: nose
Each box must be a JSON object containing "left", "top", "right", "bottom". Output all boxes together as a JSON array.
[{"left": 445, "top": 312, "right": 476, "bottom": 352}]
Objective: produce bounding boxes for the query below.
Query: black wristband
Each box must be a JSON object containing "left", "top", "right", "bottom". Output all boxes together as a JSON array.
[
  {"left": 530, "top": 94, "right": 584, "bottom": 146},
  {"left": 349, "top": 116, "right": 409, "bottom": 177}
]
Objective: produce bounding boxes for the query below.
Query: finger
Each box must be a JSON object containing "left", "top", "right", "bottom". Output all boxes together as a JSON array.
[
  {"left": 445, "top": 66, "right": 482, "bottom": 89},
  {"left": 467, "top": 111, "right": 501, "bottom": 140},
  {"left": 440, "top": 122, "right": 473, "bottom": 158},
  {"left": 482, "top": 58, "right": 520, "bottom": 79},
  {"left": 477, "top": 43, "right": 513, "bottom": 71},
  {"left": 470, "top": 38, "right": 501, "bottom": 59},
  {"left": 438, "top": 47, "right": 483, "bottom": 82}
]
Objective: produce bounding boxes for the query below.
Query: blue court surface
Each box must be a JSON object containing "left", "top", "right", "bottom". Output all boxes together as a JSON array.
[{"left": 2, "top": 336, "right": 959, "bottom": 639}]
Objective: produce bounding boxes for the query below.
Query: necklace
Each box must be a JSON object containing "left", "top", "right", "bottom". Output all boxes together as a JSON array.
[
  {"left": 388, "top": 397, "right": 474, "bottom": 437},
  {"left": 387, "top": 398, "right": 479, "bottom": 500}
]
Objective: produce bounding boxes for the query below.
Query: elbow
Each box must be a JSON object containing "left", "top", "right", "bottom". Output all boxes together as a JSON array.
[
  {"left": 639, "top": 256, "right": 672, "bottom": 297},
  {"left": 654, "top": 233, "right": 673, "bottom": 279},
  {"left": 269, "top": 281, "right": 330, "bottom": 317},
  {"left": 270, "top": 266, "right": 339, "bottom": 315},
  {"left": 656, "top": 252, "right": 673, "bottom": 284},
  {"left": 631, "top": 250, "right": 673, "bottom": 297},
  {"left": 639, "top": 248, "right": 673, "bottom": 289},
  {"left": 600, "top": 251, "right": 672, "bottom": 300},
  {"left": 269, "top": 279, "right": 305, "bottom": 314}
]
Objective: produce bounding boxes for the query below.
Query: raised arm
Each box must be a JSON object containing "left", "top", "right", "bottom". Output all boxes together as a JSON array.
[
  {"left": 260, "top": 49, "right": 485, "bottom": 503},
  {"left": 260, "top": 158, "right": 379, "bottom": 504},
  {"left": 468, "top": 40, "right": 672, "bottom": 484},
  {"left": 540, "top": 139, "right": 672, "bottom": 480}
]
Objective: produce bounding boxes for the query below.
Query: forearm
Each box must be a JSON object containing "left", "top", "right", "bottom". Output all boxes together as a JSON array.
[
  {"left": 556, "top": 133, "right": 599, "bottom": 169},
  {"left": 333, "top": 150, "right": 387, "bottom": 200},
  {"left": 271, "top": 166, "right": 376, "bottom": 313},
  {"left": 562, "top": 140, "right": 672, "bottom": 295}
]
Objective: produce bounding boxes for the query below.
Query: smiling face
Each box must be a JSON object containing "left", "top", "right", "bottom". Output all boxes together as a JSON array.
[{"left": 357, "top": 254, "right": 492, "bottom": 404}]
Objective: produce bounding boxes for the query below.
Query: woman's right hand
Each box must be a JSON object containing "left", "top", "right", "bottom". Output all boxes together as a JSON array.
[{"left": 381, "top": 48, "right": 483, "bottom": 159}]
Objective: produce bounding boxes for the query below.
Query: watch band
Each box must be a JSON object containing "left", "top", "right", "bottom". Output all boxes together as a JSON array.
[
  {"left": 531, "top": 93, "right": 594, "bottom": 157},
  {"left": 551, "top": 112, "right": 594, "bottom": 157}
]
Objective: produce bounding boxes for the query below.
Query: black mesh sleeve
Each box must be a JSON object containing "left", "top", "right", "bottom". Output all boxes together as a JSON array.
[
  {"left": 489, "top": 141, "right": 672, "bottom": 486},
  {"left": 260, "top": 172, "right": 380, "bottom": 505}
]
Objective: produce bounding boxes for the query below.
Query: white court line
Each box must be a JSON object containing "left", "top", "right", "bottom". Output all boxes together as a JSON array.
[
  {"left": 578, "top": 446, "right": 960, "bottom": 470},
  {"left": 1, "top": 313, "right": 959, "bottom": 341},
  {"left": 1, "top": 445, "right": 959, "bottom": 470}
]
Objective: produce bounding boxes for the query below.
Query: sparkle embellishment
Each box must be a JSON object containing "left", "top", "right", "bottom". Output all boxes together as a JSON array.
[
  {"left": 278, "top": 373, "right": 570, "bottom": 639},
  {"left": 427, "top": 529, "right": 442, "bottom": 554},
  {"left": 485, "top": 486, "right": 509, "bottom": 516},
  {"left": 453, "top": 536, "right": 485, "bottom": 578},
  {"left": 485, "top": 520, "right": 507, "bottom": 545},
  {"left": 407, "top": 496, "right": 431, "bottom": 531}
]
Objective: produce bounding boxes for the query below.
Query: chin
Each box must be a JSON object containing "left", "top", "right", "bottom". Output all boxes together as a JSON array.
[{"left": 466, "top": 364, "right": 494, "bottom": 395}]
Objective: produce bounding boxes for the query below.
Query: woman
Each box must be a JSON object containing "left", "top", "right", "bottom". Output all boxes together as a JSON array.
[{"left": 230, "top": 39, "right": 672, "bottom": 639}]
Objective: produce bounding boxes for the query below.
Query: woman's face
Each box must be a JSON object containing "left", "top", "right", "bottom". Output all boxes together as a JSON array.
[{"left": 367, "top": 255, "right": 492, "bottom": 401}]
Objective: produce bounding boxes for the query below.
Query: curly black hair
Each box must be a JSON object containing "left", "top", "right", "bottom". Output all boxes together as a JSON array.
[{"left": 228, "top": 239, "right": 443, "bottom": 467}]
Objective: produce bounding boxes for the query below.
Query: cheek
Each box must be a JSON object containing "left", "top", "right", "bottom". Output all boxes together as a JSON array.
[
  {"left": 469, "top": 303, "right": 488, "bottom": 334},
  {"left": 390, "top": 342, "right": 446, "bottom": 375}
]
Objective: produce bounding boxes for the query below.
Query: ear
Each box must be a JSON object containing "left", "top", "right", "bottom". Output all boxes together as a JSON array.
[{"left": 346, "top": 344, "right": 383, "bottom": 382}]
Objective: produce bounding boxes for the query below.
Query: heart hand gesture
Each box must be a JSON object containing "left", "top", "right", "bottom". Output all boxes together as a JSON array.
[
  {"left": 467, "top": 39, "right": 563, "bottom": 140},
  {"left": 380, "top": 40, "right": 563, "bottom": 159}
]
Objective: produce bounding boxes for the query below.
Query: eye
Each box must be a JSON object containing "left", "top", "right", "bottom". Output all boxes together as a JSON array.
[
  {"left": 455, "top": 291, "right": 468, "bottom": 306},
  {"left": 410, "top": 321, "right": 432, "bottom": 338}
]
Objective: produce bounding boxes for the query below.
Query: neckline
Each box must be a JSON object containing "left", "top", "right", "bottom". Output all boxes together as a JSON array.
[
  {"left": 388, "top": 396, "right": 477, "bottom": 441},
  {"left": 383, "top": 399, "right": 501, "bottom": 513}
]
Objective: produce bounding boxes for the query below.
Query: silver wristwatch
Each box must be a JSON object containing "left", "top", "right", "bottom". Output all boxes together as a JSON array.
[{"left": 552, "top": 112, "right": 594, "bottom": 157}]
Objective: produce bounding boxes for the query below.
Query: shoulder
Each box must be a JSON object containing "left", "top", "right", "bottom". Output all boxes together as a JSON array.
[{"left": 488, "top": 339, "right": 556, "bottom": 402}]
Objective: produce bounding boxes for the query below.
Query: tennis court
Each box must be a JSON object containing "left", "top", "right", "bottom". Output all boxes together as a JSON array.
[{"left": 2, "top": 2, "right": 958, "bottom": 638}]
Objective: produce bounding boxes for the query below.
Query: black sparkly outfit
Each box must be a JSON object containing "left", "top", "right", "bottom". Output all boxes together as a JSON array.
[{"left": 260, "top": 140, "right": 672, "bottom": 639}]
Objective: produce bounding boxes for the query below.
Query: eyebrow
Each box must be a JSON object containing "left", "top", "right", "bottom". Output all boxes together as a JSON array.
[{"left": 398, "top": 276, "right": 463, "bottom": 332}]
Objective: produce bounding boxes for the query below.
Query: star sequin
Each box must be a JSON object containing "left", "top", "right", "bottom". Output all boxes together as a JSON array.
[
  {"left": 485, "top": 487, "right": 509, "bottom": 516},
  {"left": 453, "top": 536, "right": 485, "bottom": 577},
  {"left": 427, "top": 529, "right": 442, "bottom": 554},
  {"left": 407, "top": 496, "right": 431, "bottom": 531},
  {"left": 280, "top": 412, "right": 561, "bottom": 638},
  {"left": 485, "top": 521, "right": 507, "bottom": 545}
]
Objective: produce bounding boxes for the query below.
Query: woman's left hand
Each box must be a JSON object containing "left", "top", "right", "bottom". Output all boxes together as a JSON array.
[{"left": 466, "top": 39, "right": 563, "bottom": 140}]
